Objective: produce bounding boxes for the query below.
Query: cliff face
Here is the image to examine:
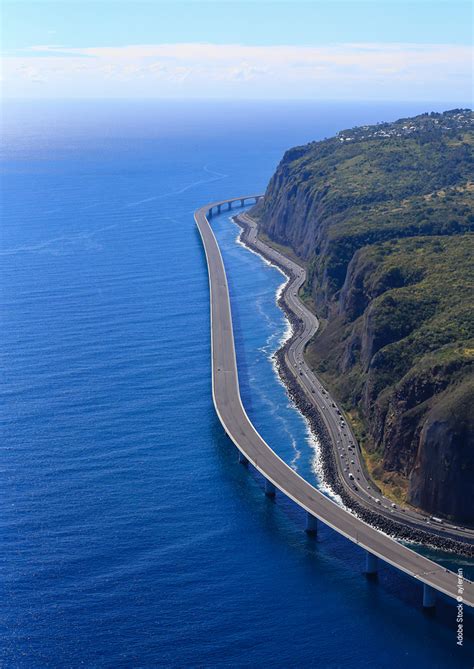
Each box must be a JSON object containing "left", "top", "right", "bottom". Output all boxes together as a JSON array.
[
  {"left": 254, "top": 110, "right": 474, "bottom": 521},
  {"left": 409, "top": 380, "right": 474, "bottom": 521}
]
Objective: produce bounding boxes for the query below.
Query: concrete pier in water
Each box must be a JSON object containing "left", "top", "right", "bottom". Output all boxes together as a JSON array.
[
  {"left": 306, "top": 512, "right": 318, "bottom": 535},
  {"left": 365, "top": 552, "right": 378, "bottom": 575}
]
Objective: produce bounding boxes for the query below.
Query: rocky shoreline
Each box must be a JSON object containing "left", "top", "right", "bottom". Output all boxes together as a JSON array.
[{"left": 234, "top": 212, "right": 474, "bottom": 559}]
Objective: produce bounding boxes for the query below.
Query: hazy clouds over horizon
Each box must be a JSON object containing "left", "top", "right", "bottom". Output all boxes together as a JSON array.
[{"left": 2, "top": 1, "right": 473, "bottom": 102}]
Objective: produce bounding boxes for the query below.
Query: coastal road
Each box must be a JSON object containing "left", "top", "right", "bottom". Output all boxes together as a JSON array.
[
  {"left": 238, "top": 211, "right": 474, "bottom": 546},
  {"left": 195, "top": 196, "right": 474, "bottom": 607}
]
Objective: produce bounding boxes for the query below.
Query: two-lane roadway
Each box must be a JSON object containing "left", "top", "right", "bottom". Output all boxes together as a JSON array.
[{"left": 238, "top": 211, "right": 474, "bottom": 547}]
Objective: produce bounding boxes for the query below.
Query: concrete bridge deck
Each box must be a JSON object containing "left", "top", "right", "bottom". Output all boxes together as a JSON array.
[{"left": 195, "top": 195, "right": 474, "bottom": 609}]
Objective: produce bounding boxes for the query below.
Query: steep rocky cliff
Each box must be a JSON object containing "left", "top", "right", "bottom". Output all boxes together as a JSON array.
[{"left": 253, "top": 110, "right": 474, "bottom": 521}]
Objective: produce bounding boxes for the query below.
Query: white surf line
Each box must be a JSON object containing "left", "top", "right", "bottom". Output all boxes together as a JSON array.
[
  {"left": 226, "top": 208, "right": 350, "bottom": 505},
  {"left": 231, "top": 211, "right": 472, "bottom": 552}
]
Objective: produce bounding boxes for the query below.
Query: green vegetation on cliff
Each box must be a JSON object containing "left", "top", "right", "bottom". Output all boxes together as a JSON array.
[{"left": 254, "top": 110, "right": 474, "bottom": 521}]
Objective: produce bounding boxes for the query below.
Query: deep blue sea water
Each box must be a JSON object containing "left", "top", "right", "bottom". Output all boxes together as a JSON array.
[{"left": 1, "top": 99, "right": 473, "bottom": 668}]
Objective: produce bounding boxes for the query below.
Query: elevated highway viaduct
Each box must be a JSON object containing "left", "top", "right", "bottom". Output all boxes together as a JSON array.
[{"left": 195, "top": 195, "right": 474, "bottom": 609}]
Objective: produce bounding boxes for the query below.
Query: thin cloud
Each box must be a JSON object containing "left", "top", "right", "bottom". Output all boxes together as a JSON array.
[{"left": 3, "top": 42, "right": 472, "bottom": 100}]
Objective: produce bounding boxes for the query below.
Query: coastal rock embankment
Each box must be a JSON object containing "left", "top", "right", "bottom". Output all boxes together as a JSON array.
[
  {"left": 234, "top": 211, "right": 474, "bottom": 558},
  {"left": 250, "top": 109, "right": 474, "bottom": 523}
]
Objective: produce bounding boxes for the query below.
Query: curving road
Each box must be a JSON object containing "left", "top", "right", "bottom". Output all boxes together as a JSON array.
[
  {"left": 238, "top": 211, "right": 474, "bottom": 547},
  {"left": 195, "top": 196, "right": 474, "bottom": 608}
]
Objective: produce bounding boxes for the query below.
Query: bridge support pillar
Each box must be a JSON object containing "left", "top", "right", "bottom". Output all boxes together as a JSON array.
[
  {"left": 305, "top": 512, "right": 318, "bottom": 535},
  {"left": 208, "top": 209, "right": 212, "bottom": 219},
  {"left": 227, "top": 202, "right": 232, "bottom": 210},
  {"left": 217, "top": 204, "right": 221, "bottom": 214},
  {"left": 365, "top": 551, "right": 378, "bottom": 575},
  {"left": 240, "top": 199, "right": 245, "bottom": 207},
  {"left": 238, "top": 451, "right": 248, "bottom": 466},
  {"left": 423, "top": 584, "right": 436, "bottom": 609},
  {"left": 265, "top": 478, "right": 276, "bottom": 497}
]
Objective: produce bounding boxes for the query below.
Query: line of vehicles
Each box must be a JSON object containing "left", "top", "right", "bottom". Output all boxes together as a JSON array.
[
  {"left": 286, "top": 259, "right": 453, "bottom": 531},
  {"left": 242, "top": 211, "right": 459, "bottom": 537}
]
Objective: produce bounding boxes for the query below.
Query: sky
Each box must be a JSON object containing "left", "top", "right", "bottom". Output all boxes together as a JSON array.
[{"left": 1, "top": 1, "right": 472, "bottom": 101}]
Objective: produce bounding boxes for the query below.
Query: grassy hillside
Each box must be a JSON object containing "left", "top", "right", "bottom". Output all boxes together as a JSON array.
[{"left": 254, "top": 110, "right": 474, "bottom": 521}]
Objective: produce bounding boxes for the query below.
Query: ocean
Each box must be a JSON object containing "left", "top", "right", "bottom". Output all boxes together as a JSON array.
[{"left": 1, "top": 99, "right": 473, "bottom": 667}]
